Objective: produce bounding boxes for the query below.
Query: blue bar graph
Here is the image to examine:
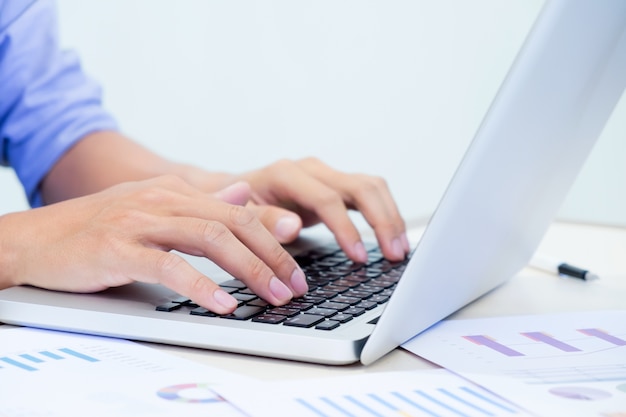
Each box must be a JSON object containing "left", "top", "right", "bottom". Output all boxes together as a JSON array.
[
  {"left": 294, "top": 385, "right": 520, "bottom": 417},
  {"left": 1, "top": 357, "right": 38, "bottom": 372},
  {"left": 40, "top": 350, "right": 64, "bottom": 360},
  {"left": 20, "top": 354, "right": 44, "bottom": 363},
  {"left": 0, "top": 347, "right": 99, "bottom": 372},
  {"left": 59, "top": 348, "right": 99, "bottom": 362}
]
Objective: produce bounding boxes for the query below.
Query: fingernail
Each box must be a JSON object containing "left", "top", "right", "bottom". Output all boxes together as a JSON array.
[
  {"left": 275, "top": 216, "right": 301, "bottom": 242},
  {"left": 391, "top": 238, "right": 404, "bottom": 259},
  {"left": 213, "top": 288, "right": 238, "bottom": 310},
  {"left": 269, "top": 276, "right": 293, "bottom": 302},
  {"left": 354, "top": 241, "right": 368, "bottom": 263},
  {"left": 401, "top": 233, "right": 411, "bottom": 253},
  {"left": 290, "top": 268, "right": 309, "bottom": 295}
]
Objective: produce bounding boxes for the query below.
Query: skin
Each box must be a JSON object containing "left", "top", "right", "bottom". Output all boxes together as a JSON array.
[{"left": 0, "top": 131, "right": 410, "bottom": 314}]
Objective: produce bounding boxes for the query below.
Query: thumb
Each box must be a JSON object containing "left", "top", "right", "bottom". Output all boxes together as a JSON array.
[
  {"left": 213, "top": 182, "right": 252, "bottom": 206},
  {"left": 248, "top": 204, "right": 303, "bottom": 243}
]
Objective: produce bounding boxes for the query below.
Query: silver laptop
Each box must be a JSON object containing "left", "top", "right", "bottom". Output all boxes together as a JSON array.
[{"left": 1, "top": 0, "right": 625, "bottom": 365}]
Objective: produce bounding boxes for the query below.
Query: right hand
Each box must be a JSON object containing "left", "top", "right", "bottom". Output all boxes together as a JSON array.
[{"left": 0, "top": 175, "right": 308, "bottom": 314}]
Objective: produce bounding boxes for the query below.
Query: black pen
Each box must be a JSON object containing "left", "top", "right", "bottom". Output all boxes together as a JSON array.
[{"left": 529, "top": 254, "right": 599, "bottom": 281}]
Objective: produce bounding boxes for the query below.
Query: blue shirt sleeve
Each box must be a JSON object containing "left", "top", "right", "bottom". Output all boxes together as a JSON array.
[{"left": 0, "top": 0, "right": 118, "bottom": 207}]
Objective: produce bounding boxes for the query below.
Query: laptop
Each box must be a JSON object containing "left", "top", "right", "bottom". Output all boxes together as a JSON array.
[{"left": 1, "top": 0, "right": 625, "bottom": 365}]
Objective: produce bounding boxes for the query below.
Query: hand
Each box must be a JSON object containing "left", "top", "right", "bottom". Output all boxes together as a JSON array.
[
  {"left": 0, "top": 176, "right": 308, "bottom": 314},
  {"left": 39, "top": 133, "right": 410, "bottom": 264},
  {"left": 235, "top": 158, "right": 410, "bottom": 263}
]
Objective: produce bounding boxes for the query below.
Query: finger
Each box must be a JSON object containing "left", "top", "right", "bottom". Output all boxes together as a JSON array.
[
  {"left": 298, "top": 158, "right": 410, "bottom": 260},
  {"left": 246, "top": 203, "right": 303, "bottom": 243},
  {"left": 140, "top": 212, "right": 308, "bottom": 302},
  {"left": 255, "top": 162, "right": 369, "bottom": 262},
  {"left": 213, "top": 181, "right": 252, "bottom": 206},
  {"left": 122, "top": 246, "right": 240, "bottom": 314}
]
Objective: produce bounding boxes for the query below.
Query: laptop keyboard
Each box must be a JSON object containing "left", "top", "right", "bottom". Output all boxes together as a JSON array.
[{"left": 155, "top": 243, "right": 409, "bottom": 331}]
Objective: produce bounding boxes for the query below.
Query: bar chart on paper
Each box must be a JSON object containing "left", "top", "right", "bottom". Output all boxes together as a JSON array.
[
  {"left": 293, "top": 384, "right": 520, "bottom": 417},
  {"left": 0, "top": 327, "right": 247, "bottom": 417},
  {"left": 402, "top": 310, "right": 626, "bottom": 417},
  {"left": 215, "top": 369, "right": 535, "bottom": 417},
  {"left": 0, "top": 346, "right": 99, "bottom": 372}
]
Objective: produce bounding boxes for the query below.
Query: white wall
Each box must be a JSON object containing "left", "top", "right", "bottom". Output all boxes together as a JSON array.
[{"left": 2, "top": 0, "right": 625, "bottom": 227}]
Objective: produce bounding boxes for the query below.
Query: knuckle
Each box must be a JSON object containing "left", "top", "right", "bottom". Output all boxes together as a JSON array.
[
  {"left": 272, "top": 245, "right": 295, "bottom": 268},
  {"left": 247, "top": 256, "right": 269, "bottom": 280},
  {"left": 199, "top": 221, "right": 230, "bottom": 245},
  {"left": 316, "top": 188, "right": 343, "bottom": 207},
  {"left": 154, "top": 252, "right": 185, "bottom": 275},
  {"left": 132, "top": 187, "right": 172, "bottom": 206},
  {"left": 353, "top": 175, "right": 388, "bottom": 197},
  {"left": 188, "top": 274, "right": 211, "bottom": 297},
  {"left": 227, "top": 205, "right": 257, "bottom": 228},
  {"left": 299, "top": 156, "right": 322, "bottom": 167},
  {"left": 268, "top": 158, "right": 296, "bottom": 176}
]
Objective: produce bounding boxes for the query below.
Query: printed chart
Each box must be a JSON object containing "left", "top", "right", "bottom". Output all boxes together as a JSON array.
[
  {"left": 403, "top": 310, "right": 626, "bottom": 417},
  {"left": 216, "top": 369, "right": 534, "bottom": 417},
  {"left": 0, "top": 346, "right": 99, "bottom": 372},
  {"left": 0, "top": 327, "right": 247, "bottom": 417}
]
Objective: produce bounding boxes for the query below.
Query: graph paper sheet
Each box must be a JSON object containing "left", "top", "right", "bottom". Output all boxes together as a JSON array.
[
  {"left": 0, "top": 327, "right": 248, "bottom": 417},
  {"left": 402, "top": 310, "right": 626, "bottom": 417}
]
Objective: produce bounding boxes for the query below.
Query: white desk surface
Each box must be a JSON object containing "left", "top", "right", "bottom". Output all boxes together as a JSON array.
[{"left": 1, "top": 221, "right": 625, "bottom": 381}]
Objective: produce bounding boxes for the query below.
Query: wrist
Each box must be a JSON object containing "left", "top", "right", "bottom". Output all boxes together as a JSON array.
[{"left": 0, "top": 211, "right": 22, "bottom": 289}]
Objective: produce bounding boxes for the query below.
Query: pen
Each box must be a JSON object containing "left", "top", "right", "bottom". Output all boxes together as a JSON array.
[{"left": 529, "top": 254, "right": 599, "bottom": 281}]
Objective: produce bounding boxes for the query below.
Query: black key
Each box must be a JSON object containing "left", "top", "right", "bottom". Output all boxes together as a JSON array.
[
  {"left": 356, "top": 301, "right": 378, "bottom": 310},
  {"left": 316, "top": 320, "right": 340, "bottom": 330},
  {"left": 190, "top": 307, "right": 216, "bottom": 317},
  {"left": 345, "top": 289, "right": 375, "bottom": 299},
  {"left": 252, "top": 314, "right": 287, "bottom": 324},
  {"left": 305, "top": 307, "right": 337, "bottom": 318},
  {"left": 318, "top": 301, "right": 350, "bottom": 312},
  {"left": 283, "top": 314, "right": 325, "bottom": 328},
  {"left": 170, "top": 296, "right": 191, "bottom": 304},
  {"left": 332, "top": 313, "right": 354, "bottom": 323},
  {"left": 221, "top": 305, "right": 265, "bottom": 320},
  {"left": 232, "top": 293, "right": 258, "bottom": 302},
  {"left": 312, "top": 289, "right": 341, "bottom": 298},
  {"left": 344, "top": 307, "right": 366, "bottom": 316},
  {"left": 219, "top": 279, "right": 247, "bottom": 289},
  {"left": 155, "top": 302, "right": 182, "bottom": 312},
  {"left": 331, "top": 295, "right": 361, "bottom": 305},
  {"left": 284, "top": 301, "right": 314, "bottom": 311},
  {"left": 321, "top": 284, "right": 350, "bottom": 293},
  {"left": 267, "top": 307, "right": 300, "bottom": 317},
  {"left": 369, "top": 294, "right": 390, "bottom": 304},
  {"left": 247, "top": 299, "right": 270, "bottom": 308},
  {"left": 332, "top": 279, "right": 361, "bottom": 288},
  {"left": 299, "top": 294, "right": 326, "bottom": 304}
]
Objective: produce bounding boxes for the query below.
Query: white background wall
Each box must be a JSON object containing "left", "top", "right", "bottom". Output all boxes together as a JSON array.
[{"left": 2, "top": 0, "right": 625, "bottom": 227}]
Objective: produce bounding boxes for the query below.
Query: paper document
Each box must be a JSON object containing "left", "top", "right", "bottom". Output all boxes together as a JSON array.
[
  {"left": 216, "top": 368, "right": 534, "bottom": 417},
  {"left": 0, "top": 327, "right": 248, "bottom": 417},
  {"left": 402, "top": 310, "right": 626, "bottom": 417}
]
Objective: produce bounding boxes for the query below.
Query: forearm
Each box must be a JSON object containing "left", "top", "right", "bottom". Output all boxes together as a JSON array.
[{"left": 41, "top": 131, "right": 235, "bottom": 204}]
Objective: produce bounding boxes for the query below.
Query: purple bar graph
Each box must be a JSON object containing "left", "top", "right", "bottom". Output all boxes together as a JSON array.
[
  {"left": 462, "top": 335, "right": 525, "bottom": 357},
  {"left": 521, "top": 332, "right": 581, "bottom": 352},
  {"left": 578, "top": 328, "right": 626, "bottom": 346}
]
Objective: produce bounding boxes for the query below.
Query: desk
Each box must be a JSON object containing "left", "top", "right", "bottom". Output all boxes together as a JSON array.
[{"left": 1, "top": 221, "right": 625, "bottom": 381}]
